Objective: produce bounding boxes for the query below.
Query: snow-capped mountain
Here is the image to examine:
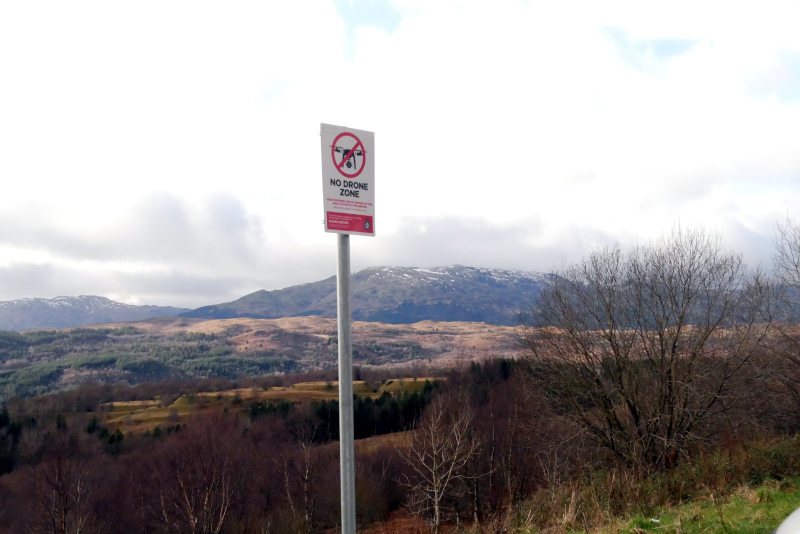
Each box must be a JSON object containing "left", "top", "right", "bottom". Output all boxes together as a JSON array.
[
  {"left": 181, "top": 265, "right": 553, "bottom": 326},
  {"left": 0, "top": 296, "right": 189, "bottom": 331}
]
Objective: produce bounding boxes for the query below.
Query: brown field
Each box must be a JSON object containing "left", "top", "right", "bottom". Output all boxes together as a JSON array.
[
  {"left": 354, "top": 430, "right": 415, "bottom": 454},
  {"left": 100, "top": 377, "right": 441, "bottom": 433},
  {"left": 359, "top": 510, "right": 428, "bottom": 534},
  {"left": 378, "top": 378, "right": 433, "bottom": 393},
  {"left": 103, "top": 400, "right": 162, "bottom": 412}
]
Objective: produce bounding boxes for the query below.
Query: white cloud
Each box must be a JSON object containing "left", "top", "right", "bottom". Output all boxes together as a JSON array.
[{"left": 0, "top": 0, "right": 799, "bottom": 305}]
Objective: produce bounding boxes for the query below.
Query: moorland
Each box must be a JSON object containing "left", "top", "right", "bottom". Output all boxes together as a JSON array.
[{"left": 0, "top": 316, "right": 518, "bottom": 401}]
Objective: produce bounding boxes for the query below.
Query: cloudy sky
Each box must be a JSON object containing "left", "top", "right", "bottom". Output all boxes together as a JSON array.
[{"left": 1, "top": 0, "right": 799, "bottom": 308}]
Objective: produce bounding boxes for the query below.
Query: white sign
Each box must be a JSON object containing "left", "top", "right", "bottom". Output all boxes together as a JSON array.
[{"left": 321, "top": 123, "right": 375, "bottom": 236}]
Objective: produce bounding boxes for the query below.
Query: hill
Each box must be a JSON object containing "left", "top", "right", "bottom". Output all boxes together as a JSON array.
[
  {"left": 0, "top": 316, "right": 519, "bottom": 400},
  {"left": 180, "top": 265, "right": 552, "bottom": 325},
  {"left": 0, "top": 296, "right": 189, "bottom": 331}
]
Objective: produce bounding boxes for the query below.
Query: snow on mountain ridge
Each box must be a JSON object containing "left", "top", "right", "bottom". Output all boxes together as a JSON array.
[
  {"left": 359, "top": 265, "right": 549, "bottom": 287},
  {"left": 0, "top": 296, "right": 189, "bottom": 331},
  {"left": 178, "top": 265, "right": 552, "bottom": 325},
  {"left": 0, "top": 295, "right": 146, "bottom": 310}
]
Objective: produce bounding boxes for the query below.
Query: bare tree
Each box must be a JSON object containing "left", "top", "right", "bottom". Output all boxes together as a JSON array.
[
  {"left": 775, "top": 216, "right": 800, "bottom": 290},
  {"left": 397, "top": 396, "right": 482, "bottom": 533},
  {"left": 771, "top": 216, "right": 800, "bottom": 423},
  {"left": 144, "top": 417, "right": 248, "bottom": 534},
  {"left": 23, "top": 431, "right": 107, "bottom": 534},
  {"left": 283, "top": 405, "right": 325, "bottom": 533},
  {"left": 522, "top": 228, "right": 771, "bottom": 470}
]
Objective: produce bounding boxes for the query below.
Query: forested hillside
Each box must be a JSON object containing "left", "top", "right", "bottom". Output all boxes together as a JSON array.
[{"left": 0, "top": 316, "right": 519, "bottom": 401}]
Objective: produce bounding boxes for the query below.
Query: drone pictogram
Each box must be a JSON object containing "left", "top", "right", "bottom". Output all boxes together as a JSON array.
[
  {"left": 333, "top": 145, "right": 364, "bottom": 171},
  {"left": 331, "top": 132, "right": 366, "bottom": 178}
]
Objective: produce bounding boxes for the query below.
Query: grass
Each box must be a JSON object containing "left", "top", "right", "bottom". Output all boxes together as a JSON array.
[
  {"left": 98, "top": 378, "right": 426, "bottom": 433},
  {"left": 507, "top": 479, "right": 800, "bottom": 534},
  {"left": 606, "top": 478, "right": 800, "bottom": 534},
  {"left": 509, "top": 437, "right": 800, "bottom": 534},
  {"left": 102, "top": 400, "right": 162, "bottom": 412},
  {"left": 378, "top": 377, "right": 437, "bottom": 393},
  {"left": 290, "top": 380, "right": 375, "bottom": 394},
  {"left": 355, "top": 430, "right": 414, "bottom": 453}
]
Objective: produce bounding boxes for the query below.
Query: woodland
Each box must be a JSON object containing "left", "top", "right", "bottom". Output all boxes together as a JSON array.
[
  {"left": 0, "top": 323, "right": 432, "bottom": 402},
  {"left": 1, "top": 224, "right": 800, "bottom": 533}
]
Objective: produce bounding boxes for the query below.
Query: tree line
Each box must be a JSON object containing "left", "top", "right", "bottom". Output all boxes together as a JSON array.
[
  {"left": 0, "top": 361, "right": 527, "bottom": 533},
  {"left": 1, "top": 353, "right": 799, "bottom": 533},
  {"left": 521, "top": 224, "right": 800, "bottom": 472}
]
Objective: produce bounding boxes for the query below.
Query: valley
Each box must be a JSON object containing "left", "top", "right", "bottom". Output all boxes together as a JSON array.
[{"left": 0, "top": 315, "right": 520, "bottom": 401}]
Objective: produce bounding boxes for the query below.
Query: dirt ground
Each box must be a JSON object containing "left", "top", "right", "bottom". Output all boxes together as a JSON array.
[{"left": 355, "top": 510, "right": 428, "bottom": 534}]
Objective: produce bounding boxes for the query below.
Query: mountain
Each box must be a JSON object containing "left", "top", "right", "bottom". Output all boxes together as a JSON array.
[
  {"left": 180, "top": 265, "right": 552, "bottom": 326},
  {"left": 0, "top": 296, "right": 189, "bottom": 331}
]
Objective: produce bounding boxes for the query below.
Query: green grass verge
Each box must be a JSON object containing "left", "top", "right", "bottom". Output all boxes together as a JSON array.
[
  {"left": 513, "top": 437, "right": 800, "bottom": 534},
  {"left": 614, "top": 478, "right": 800, "bottom": 534}
]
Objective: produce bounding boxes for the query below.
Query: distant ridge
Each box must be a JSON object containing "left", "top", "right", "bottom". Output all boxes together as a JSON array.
[
  {"left": 0, "top": 296, "right": 189, "bottom": 331},
  {"left": 181, "top": 265, "right": 552, "bottom": 326}
]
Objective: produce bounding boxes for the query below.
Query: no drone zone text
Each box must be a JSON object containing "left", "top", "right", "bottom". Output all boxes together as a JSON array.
[{"left": 331, "top": 178, "right": 368, "bottom": 198}]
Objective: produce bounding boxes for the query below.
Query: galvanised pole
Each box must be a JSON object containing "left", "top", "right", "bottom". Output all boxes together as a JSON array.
[{"left": 337, "top": 233, "right": 356, "bottom": 534}]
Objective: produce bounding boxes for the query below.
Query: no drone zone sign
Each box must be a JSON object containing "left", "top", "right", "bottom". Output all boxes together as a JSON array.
[{"left": 320, "top": 123, "right": 375, "bottom": 236}]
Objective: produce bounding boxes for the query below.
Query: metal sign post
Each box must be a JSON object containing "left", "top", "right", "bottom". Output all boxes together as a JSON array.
[
  {"left": 336, "top": 233, "right": 355, "bottom": 533},
  {"left": 320, "top": 123, "right": 375, "bottom": 534}
]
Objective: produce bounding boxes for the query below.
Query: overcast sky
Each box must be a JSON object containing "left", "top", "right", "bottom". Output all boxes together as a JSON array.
[{"left": 1, "top": 0, "right": 799, "bottom": 308}]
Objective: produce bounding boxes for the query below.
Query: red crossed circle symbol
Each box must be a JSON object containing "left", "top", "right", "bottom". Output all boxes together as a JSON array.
[{"left": 331, "top": 132, "right": 366, "bottom": 178}]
